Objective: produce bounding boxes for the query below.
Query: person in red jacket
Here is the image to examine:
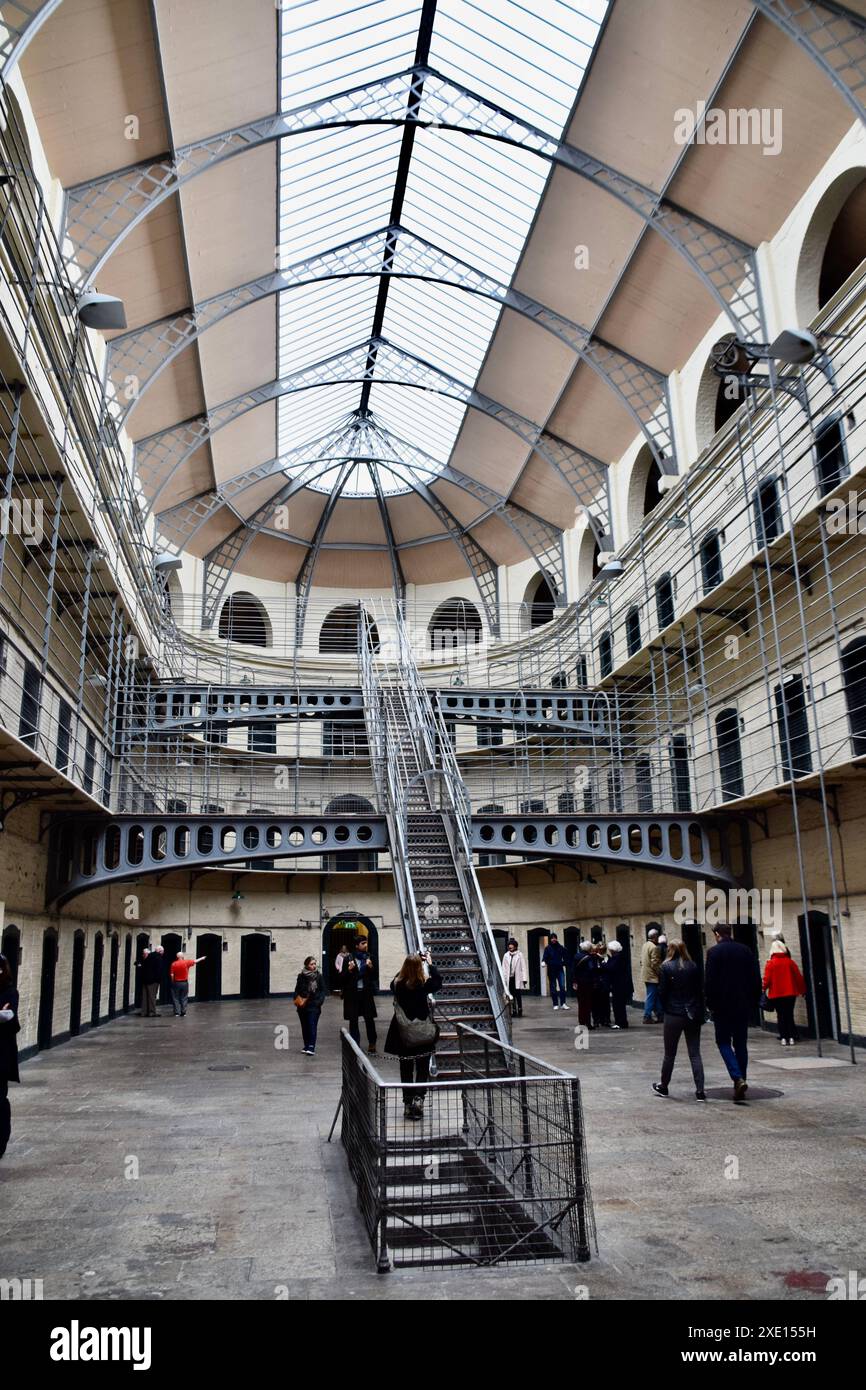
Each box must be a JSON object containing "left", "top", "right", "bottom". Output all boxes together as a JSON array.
[
  {"left": 762, "top": 940, "right": 806, "bottom": 1045},
  {"left": 169, "top": 951, "right": 204, "bottom": 1017}
]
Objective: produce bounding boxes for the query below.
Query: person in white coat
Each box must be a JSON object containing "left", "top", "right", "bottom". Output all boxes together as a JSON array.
[{"left": 501, "top": 938, "right": 528, "bottom": 1018}]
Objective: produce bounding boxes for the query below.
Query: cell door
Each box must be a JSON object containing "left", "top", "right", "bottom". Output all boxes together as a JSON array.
[
  {"left": 240, "top": 934, "right": 271, "bottom": 999},
  {"left": 798, "top": 912, "right": 839, "bottom": 1039},
  {"left": 69, "top": 930, "right": 85, "bottom": 1037},
  {"left": 195, "top": 933, "right": 223, "bottom": 1002},
  {"left": 38, "top": 929, "right": 58, "bottom": 1050}
]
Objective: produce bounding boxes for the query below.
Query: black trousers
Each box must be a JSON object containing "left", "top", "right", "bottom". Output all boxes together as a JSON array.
[
  {"left": 661, "top": 1015, "right": 705, "bottom": 1091},
  {"left": 0, "top": 1078, "right": 10, "bottom": 1156},
  {"left": 510, "top": 988, "right": 522, "bottom": 1017},
  {"left": 348, "top": 1007, "right": 377, "bottom": 1047},
  {"left": 399, "top": 1056, "right": 430, "bottom": 1105},
  {"left": 774, "top": 995, "right": 797, "bottom": 1040},
  {"left": 611, "top": 990, "right": 630, "bottom": 1027}
]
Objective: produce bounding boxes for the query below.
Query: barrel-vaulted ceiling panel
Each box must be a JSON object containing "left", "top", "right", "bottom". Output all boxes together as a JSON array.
[
  {"left": 152, "top": 0, "right": 277, "bottom": 146},
  {"left": 563, "top": 0, "right": 756, "bottom": 190},
  {"left": 14, "top": 0, "right": 860, "bottom": 611},
  {"left": 177, "top": 149, "right": 278, "bottom": 304},
  {"left": 209, "top": 404, "right": 277, "bottom": 488},
  {"left": 18, "top": 0, "right": 167, "bottom": 186},
  {"left": 667, "top": 17, "right": 859, "bottom": 248},
  {"left": 475, "top": 311, "right": 576, "bottom": 425}
]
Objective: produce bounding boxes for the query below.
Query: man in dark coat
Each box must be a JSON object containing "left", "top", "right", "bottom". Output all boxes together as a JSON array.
[
  {"left": 0, "top": 953, "right": 20, "bottom": 1159},
  {"left": 704, "top": 924, "right": 762, "bottom": 1104},
  {"left": 542, "top": 933, "right": 569, "bottom": 1010},
  {"left": 139, "top": 947, "right": 163, "bottom": 1017},
  {"left": 342, "top": 936, "right": 378, "bottom": 1053}
]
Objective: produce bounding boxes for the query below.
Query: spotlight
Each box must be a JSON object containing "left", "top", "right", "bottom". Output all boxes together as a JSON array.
[
  {"left": 77, "top": 291, "right": 127, "bottom": 331},
  {"left": 666, "top": 516, "right": 687, "bottom": 531},
  {"left": 598, "top": 558, "right": 623, "bottom": 581},
  {"left": 154, "top": 552, "right": 183, "bottom": 573},
  {"left": 769, "top": 328, "right": 820, "bottom": 366}
]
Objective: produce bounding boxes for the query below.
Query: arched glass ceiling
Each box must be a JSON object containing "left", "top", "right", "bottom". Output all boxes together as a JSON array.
[{"left": 277, "top": 0, "right": 607, "bottom": 498}]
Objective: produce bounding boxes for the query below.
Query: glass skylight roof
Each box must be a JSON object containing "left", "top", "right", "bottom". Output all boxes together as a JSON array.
[{"left": 277, "top": 0, "right": 608, "bottom": 499}]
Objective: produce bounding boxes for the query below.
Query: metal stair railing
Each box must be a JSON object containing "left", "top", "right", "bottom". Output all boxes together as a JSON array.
[{"left": 390, "top": 610, "right": 510, "bottom": 1046}]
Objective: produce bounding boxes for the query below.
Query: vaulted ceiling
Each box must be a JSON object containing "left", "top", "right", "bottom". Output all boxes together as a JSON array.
[{"left": 12, "top": 0, "right": 861, "bottom": 622}]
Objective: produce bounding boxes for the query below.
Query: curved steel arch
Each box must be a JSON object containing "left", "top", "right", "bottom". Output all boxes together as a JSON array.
[
  {"left": 752, "top": 0, "right": 866, "bottom": 129},
  {"left": 140, "top": 338, "right": 614, "bottom": 520},
  {"left": 0, "top": 0, "right": 64, "bottom": 83},
  {"left": 106, "top": 224, "right": 673, "bottom": 468},
  {"left": 63, "top": 64, "right": 761, "bottom": 335}
]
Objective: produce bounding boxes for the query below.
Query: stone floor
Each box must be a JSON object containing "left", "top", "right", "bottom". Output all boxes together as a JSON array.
[{"left": 1, "top": 996, "right": 863, "bottom": 1301}]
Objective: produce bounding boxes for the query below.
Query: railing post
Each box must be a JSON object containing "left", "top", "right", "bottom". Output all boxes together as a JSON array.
[
  {"left": 518, "top": 1053, "right": 534, "bottom": 1198},
  {"left": 570, "top": 1077, "right": 591, "bottom": 1263},
  {"left": 376, "top": 1085, "right": 391, "bottom": 1273}
]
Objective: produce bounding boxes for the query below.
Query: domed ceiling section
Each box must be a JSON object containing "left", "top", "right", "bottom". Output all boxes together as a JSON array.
[{"left": 19, "top": 0, "right": 859, "bottom": 630}]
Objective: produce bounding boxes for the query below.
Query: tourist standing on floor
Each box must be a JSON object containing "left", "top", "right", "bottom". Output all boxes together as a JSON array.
[
  {"left": 542, "top": 933, "right": 569, "bottom": 1010},
  {"left": 573, "top": 940, "right": 596, "bottom": 1026},
  {"left": 641, "top": 928, "right": 664, "bottom": 1023},
  {"left": 384, "top": 952, "right": 442, "bottom": 1121},
  {"left": 294, "top": 955, "right": 326, "bottom": 1056},
  {"left": 0, "top": 954, "right": 20, "bottom": 1160},
  {"left": 705, "top": 924, "right": 762, "bottom": 1104},
  {"left": 169, "top": 950, "right": 204, "bottom": 1017},
  {"left": 342, "top": 935, "right": 379, "bottom": 1053},
  {"left": 653, "top": 941, "right": 706, "bottom": 1101},
  {"left": 333, "top": 944, "right": 351, "bottom": 995},
  {"left": 139, "top": 947, "right": 163, "bottom": 1017},
  {"left": 501, "top": 938, "right": 527, "bottom": 1018},
  {"left": 591, "top": 943, "right": 611, "bottom": 1028},
  {"left": 762, "top": 940, "right": 806, "bottom": 1046},
  {"left": 604, "top": 940, "right": 631, "bottom": 1029}
]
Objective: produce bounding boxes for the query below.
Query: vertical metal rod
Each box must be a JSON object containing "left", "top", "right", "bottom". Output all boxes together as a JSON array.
[
  {"left": 0, "top": 381, "right": 25, "bottom": 592},
  {"left": 76, "top": 542, "right": 95, "bottom": 710},
  {"left": 40, "top": 475, "right": 63, "bottom": 671}
]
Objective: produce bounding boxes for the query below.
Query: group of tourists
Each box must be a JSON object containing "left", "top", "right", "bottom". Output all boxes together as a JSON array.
[
  {"left": 136, "top": 945, "right": 205, "bottom": 1018},
  {"left": 502, "top": 933, "right": 633, "bottom": 1028}
]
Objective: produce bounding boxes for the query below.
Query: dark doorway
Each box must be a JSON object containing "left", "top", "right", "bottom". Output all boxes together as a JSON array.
[
  {"left": 732, "top": 921, "right": 760, "bottom": 1026},
  {"left": 774, "top": 674, "right": 812, "bottom": 779},
  {"left": 69, "top": 929, "right": 86, "bottom": 1037},
  {"left": 160, "top": 933, "right": 183, "bottom": 1006},
  {"left": 564, "top": 927, "right": 579, "bottom": 991},
  {"left": 616, "top": 924, "right": 634, "bottom": 997},
  {"left": 1, "top": 924, "right": 20, "bottom": 987},
  {"left": 322, "top": 912, "right": 379, "bottom": 989},
  {"left": 240, "top": 934, "right": 270, "bottom": 998},
  {"left": 527, "top": 927, "right": 548, "bottom": 996},
  {"left": 798, "top": 911, "right": 838, "bottom": 1039},
  {"left": 841, "top": 636, "right": 866, "bottom": 756},
  {"left": 108, "top": 934, "right": 119, "bottom": 1018},
  {"left": 134, "top": 932, "right": 150, "bottom": 1009},
  {"left": 37, "top": 928, "right": 58, "bottom": 1050},
  {"left": 90, "top": 931, "right": 104, "bottom": 1028},
  {"left": 122, "top": 934, "right": 132, "bottom": 1012},
  {"left": 682, "top": 922, "right": 705, "bottom": 983},
  {"left": 195, "top": 933, "right": 223, "bottom": 1001},
  {"left": 492, "top": 929, "right": 508, "bottom": 963}
]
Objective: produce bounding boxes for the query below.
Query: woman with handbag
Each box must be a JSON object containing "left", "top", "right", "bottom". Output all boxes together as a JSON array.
[
  {"left": 762, "top": 939, "right": 806, "bottom": 1045},
  {"left": 294, "top": 955, "right": 326, "bottom": 1056},
  {"left": 384, "top": 952, "right": 442, "bottom": 1121},
  {"left": 652, "top": 940, "right": 706, "bottom": 1101}
]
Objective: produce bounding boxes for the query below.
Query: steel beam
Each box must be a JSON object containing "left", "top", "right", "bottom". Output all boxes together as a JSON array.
[
  {"left": 753, "top": 0, "right": 866, "bottom": 128},
  {"left": 139, "top": 338, "right": 612, "bottom": 519},
  {"left": 107, "top": 225, "right": 674, "bottom": 466},
  {"left": 61, "top": 65, "right": 761, "bottom": 334},
  {"left": 0, "top": 0, "right": 64, "bottom": 82}
]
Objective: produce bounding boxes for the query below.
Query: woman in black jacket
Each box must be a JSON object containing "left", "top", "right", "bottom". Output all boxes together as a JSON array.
[
  {"left": 294, "top": 956, "right": 326, "bottom": 1056},
  {"left": 384, "top": 952, "right": 442, "bottom": 1121},
  {"left": 0, "top": 953, "right": 20, "bottom": 1159},
  {"left": 652, "top": 941, "right": 706, "bottom": 1101}
]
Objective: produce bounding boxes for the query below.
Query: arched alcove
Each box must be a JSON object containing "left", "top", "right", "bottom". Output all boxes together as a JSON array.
[
  {"left": 625, "top": 444, "right": 665, "bottom": 535},
  {"left": 796, "top": 168, "right": 866, "bottom": 323},
  {"left": 319, "top": 605, "right": 380, "bottom": 654},
  {"left": 521, "top": 573, "right": 558, "bottom": 630},
  {"left": 576, "top": 528, "right": 601, "bottom": 596},
  {"left": 695, "top": 335, "right": 753, "bottom": 452},
  {"left": 218, "top": 592, "right": 271, "bottom": 648},
  {"left": 428, "top": 598, "right": 483, "bottom": 651}
]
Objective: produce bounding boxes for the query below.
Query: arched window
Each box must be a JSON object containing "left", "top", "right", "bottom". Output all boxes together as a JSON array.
[
  {"left": 669, "top": 735, "right": 691, "bottom": 812},
  {"left": 695, "top": 336, "right": 753, "bottom": 450},
  {"left": 523, "top": 574, "right": 557, "bottom": 629},
  {"left": 218, "top": 593, "right": 271, "bottom": 648},
  {"left": 625, "top": 606, "right": 642, "bottom": 657},
  {"left": 699, "top": 530, "right": 723, "bottom": 593},
  {"left": 655, "top": 573, "right": 674, "bottom": 630},
  {"left": 753, "top": 478, "right": 782, "bottom": 548},
  {"left": 626, "top": 444, "right": 669, "bottom": 534},
  {"left": 319, "top": 606, "right": 380, "bottom": 655},
  {"left": 322, "top": 795, "right": 377, "bottom": 871},
  {"left": 598, "top": 630, "right": 613, "bottom": 679},
  {"left": 715, "top": 708, "right": 745, "bottom": 801},
  {"left": 814, "top": 416, "right": 848, "bottom": 496},
  {"left": 818, "top": 175, "right": 866, "bottom": 308},
  {"left": 796, "top": 169, "right": 866, "bottom": 321},
  {"left": 428, "top": 599, "right": 483, "bottom": 651},
  {"left": 774, "top": 674, "right": 812, "bottom": 780},
  {"left": 841, "top": 637, "right": 866, "bottom": 757},
  {"left": 635, "top": 759, "right": 653, "bottom": 812}
]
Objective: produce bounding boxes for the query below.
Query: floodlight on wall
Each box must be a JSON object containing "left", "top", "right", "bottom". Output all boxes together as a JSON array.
[
  {"left": 658, "top": 476, "right": 679, "bottom": 494},
  {"left": 665, "top": 516, "right": 687, "bottom": 531},
  {"left": 598, "top": 558, "right": 623, "bottom": 581},
  {"left": 77, "top": 291, "right": 127, "bottom": 331},
  {"left": 153, "top": 552, "right": 182, "bottom": 573},
  {"left": 769, "top": 328, "right": 820, "bottom": 366}
]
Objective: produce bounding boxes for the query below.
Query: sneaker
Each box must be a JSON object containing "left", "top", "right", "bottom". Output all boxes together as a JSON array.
[
  {"left": 652, "top": 1082, "right": 669, "bottom": 1097},
  {"left": 780, "top": 1038, "right": 788, "bottom": 1046},
  {"left": 733, "top": 1078, "right": 748, "bottom": 1104},
  {"left": 611, "top": 1024, "right": 621, "bottom": 1030},
  {"left": 553, "top": 1005, "right": 560, "bottom": 1011},
  {"left": 788, "top": 1038, "right": 796, "bottom": 1045},
  {"left": 561, "top": 1004, "right": 571, "bottom": 1011},
  {"left": 695, "top": 1090, "right": 707, "bottom": 1101},
  {"left": 642, "top": 1017, "right": 655, "bottom": 1025},
  {"left": 367, "top": 1046, "right": 377, "bottom": 1055}
]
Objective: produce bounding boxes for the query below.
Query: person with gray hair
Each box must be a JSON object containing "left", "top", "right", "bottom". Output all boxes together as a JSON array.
[
  {"left": 604, "top": 939, "right": 632, "bottom": 1029},
  {"left": 640, "top": 928, "right": 664, "bottom": 1023},
  {"left": 572, "top": 939, "right": 596, "bottom": 1027}
]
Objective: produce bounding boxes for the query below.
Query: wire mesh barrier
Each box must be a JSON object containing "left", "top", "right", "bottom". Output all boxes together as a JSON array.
[{"left": 339, "top": 1025, "right": 595, "bottom": 1272}]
